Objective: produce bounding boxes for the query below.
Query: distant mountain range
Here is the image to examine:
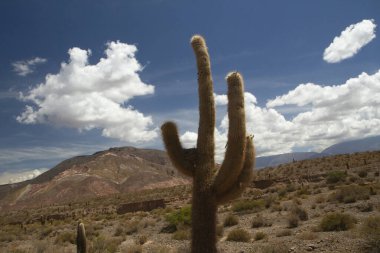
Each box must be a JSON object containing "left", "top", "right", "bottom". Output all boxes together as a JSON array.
[
  {"left": 0, "top": 147, "right": 187, "bottom": 210},
  {"left": 0, "top": 135, "right": 378, "bottom": 210},
  {"left": 256, "top": 135, "right": 380, "bottom": 168}
]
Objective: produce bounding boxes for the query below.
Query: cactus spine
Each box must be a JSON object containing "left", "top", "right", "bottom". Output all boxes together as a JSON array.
[
  {"left": 76, "top": 221, "right": 87, "bottom": 253},
  {"left": 161, "top": 35, "right": 255, "bottom": 253}
]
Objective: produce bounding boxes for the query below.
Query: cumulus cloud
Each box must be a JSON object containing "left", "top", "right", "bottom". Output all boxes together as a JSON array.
[
  {"left": 12, "top": 57, "right": 47, "bottom": 76},
  {"left": 0, "top": 168, "right": 48, "bottom": 185},
  {"left": 323, "top": 19, "right": 377, "bottom": 63},
  {"left": 17, "top": 41, "right": 157, "bottom": 143},
  {"left": 181, "top": 69, "right": 380, "bottom": 159}
]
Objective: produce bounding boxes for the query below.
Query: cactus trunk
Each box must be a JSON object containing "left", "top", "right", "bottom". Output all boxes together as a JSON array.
[
  {"left": 76, "top": 221, "right": 87, "bottom": 253},
  {"left": 192, "top": 188, "right": 217, "bottom": 253},
  {"left": 161, "top": 35, "right": 255, "bottom": 253}
]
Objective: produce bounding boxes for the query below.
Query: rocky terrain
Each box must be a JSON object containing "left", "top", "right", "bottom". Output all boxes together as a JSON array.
[
  {"left": 0, "top": 147, "right": 189, "bottom": 211},
  {"left": 0, "top": 148, "right": 379, "bottom": 252}
]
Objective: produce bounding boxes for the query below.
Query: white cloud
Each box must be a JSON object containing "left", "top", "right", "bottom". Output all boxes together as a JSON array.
[
  {"left": 17, "top": 41, "right": 157, "bottom": 143},
  {"left": 214, "top": 93, "right": 228, "bottom": 106},
  {"left": 182, "top": 69, "right": 380, "bottom": 158},
  {"left": 12, "top": 57, "right": 47, "bottom": 76},
  {"left": 0, "top": 168, "right": 48, "bottom": 185},
  {"left": 323, "top": 19, "right": 377, "bottom": 63}
]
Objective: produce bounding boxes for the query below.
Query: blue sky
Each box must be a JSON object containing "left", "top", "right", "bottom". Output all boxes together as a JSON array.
[{"left": 0, "top": 0, "right": 379, "bottom": 184}]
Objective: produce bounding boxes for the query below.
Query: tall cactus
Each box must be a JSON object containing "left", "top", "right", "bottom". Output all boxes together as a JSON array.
[
  {"left": 161, "top": 35, "right": 255, "bottom": 253},
  {"left": 76, "top": 220, "right": 87, "bottom": 253}
]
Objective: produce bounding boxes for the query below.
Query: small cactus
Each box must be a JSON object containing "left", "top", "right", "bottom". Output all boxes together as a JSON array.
[
  {"left": 161, "top": 35, "right": 255, "bottom": 253},
  {"left": 76, "top": 220, "right": 87, "bottom": 253}
]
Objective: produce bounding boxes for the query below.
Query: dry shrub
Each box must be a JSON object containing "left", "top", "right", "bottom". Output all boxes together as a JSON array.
[
  {"left": 226, "top": 228, "right": 251, "bottom": 242},
  {"left": 54, "top": 231, "right": 75, "bottom": 245},
  {"left": 326, "top": 171, "right": 346, "bottom": 184},
  {"left": 251, "top": 215, "right": 272, "bottom": 228},
  {"left": 254, "top": 231, "right": 267, "bottom": 241},
  {"left": 287, "top": 214, "right": 299, "bottom": 228},
  {"left": 297, "top": 231, "right": 319, "bottom": 240},
  {"left": 330, "top": 185, "right": 370, "bottom": 203},
  {"left": 290, "top": 205, "right": 308, "bottom": 221},
  {"left": 320, "top": 213, "right": 356, "bottom": 231},
  {"left": 223, "top": 214, "right": 239, "bottom": 227},
  {"left": 172, "top": 229, "right": 190, "bottom": 240},
  {"left": 232, "top": 199, "right": 265, "bottom": 213},
  {"left": 276, "top": 229, "right": 292, "bottom": 237},
  {"left": 135, "top": 234, "right": 147, "bottom": 245},
  {"left": 360, "top": 216, "right": 380, "bottom": 252},
  {"left": 261, "top": 244, "right": 290, "bottom": 253},
  {"left": 90, "top": 236, "right": 123, "bottom": 253},
  {"left": 124, "top": 244, "right": 142, "bottom": 253}
]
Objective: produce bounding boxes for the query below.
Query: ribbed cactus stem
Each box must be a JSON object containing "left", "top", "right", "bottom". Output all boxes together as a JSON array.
[
  {"left": 161, "top": 35, "right": 255, "bottom": 253},
  {"left": 191, "top": 35, "right": 215, "bottom": 163},
  {"left": 213, "top": 72, "right": 246, "bottom": 195},
  {"left": 76, "top": 221, "right": 87, "bottom": 253},
  {"left": 217, "top": 136, "right": 255, "bottom": 204},
  {"left": 161, "top": 122, "right": 195, "bottom": 177}
]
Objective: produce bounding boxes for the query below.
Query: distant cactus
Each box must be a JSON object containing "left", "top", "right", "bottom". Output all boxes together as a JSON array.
[
  {"left": 161, "top": 35, "right": 255, "bottom": 253},
  {"left": 76, "top": 220, "right": 87, "bottom": 253}
]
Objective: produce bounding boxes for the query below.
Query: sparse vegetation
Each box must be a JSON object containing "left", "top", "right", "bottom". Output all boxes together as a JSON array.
[
  {"left": 360, "top": 216, "right": 380, "bottom": 252},
  {"left": 0, "top": 150, "right": 379, "bottom": 253},
  {"left": 165, "top": 205, "right": 191, "bottom": 227},
  {"left": 172, "top": 229, "right": 190, "bottom": 240},
  {"left": 227, "top": 228, "right": 251, "bottom": 242},
  {"left": 358, "top": 170, "right": 368, "bottom": 178},
  {"left": 330, "top": 185, "right": 370, "bottom": 203},
  {"left": 254, "top": 231, "right": 267, "bottom": 241},
  {"left": 261, "top": 244, "right": 290, "bottom": 253},
  {"left": 287, "top": 214, "right": 299, "bottom": 228},
  {"left": 276, "top": 229, "right": 292, "bottom": 237},
  {"left": 251, "top": 215, "right": 272, "bottom": 228},
  {"left": 232, "top": 199, "right": 265, "bottom": 213},
  {"left": 223, "top": 214, "right": 239, "bottom": 227},
  {"left": 320, "top": 213, "right": 356, "bottom": 231},
  {"left": 326, "top": 170, "right": 346, "bottom": 184}
]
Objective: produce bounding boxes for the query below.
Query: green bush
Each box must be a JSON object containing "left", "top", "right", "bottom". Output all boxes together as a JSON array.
[
  {"left": 226, "top": 228, "right": 251, "bottom": 242},
  {"left": 232, "top": 199, "right": 265, "bottom": 213},
  {"left": 320, "top": 213, "right": 356, "bottom": 231},
  {"left": 360, "top": 216, "right": 380, "bottom": 252},
  {"left": 326, "top": 171, "right": 346, "bottom": 184},
  {"left": 223, "top": 214, "right": 239, "bottom": 227},
  {"left": 165, "top": 205, "right": 191, "bottom": 226}
]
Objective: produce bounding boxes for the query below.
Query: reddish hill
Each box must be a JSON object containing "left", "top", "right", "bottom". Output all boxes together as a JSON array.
[{"left": 0, "top": 147, "right": 189, "bottom": 210}]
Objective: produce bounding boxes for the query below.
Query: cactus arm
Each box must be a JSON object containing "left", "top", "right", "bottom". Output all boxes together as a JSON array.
[
  {"left": 191, "top": 35, "right": 215, "bottom": 166},
  {"left": 216, "top": 136, "right": 255, "bottom": 204},
  {"left": 161, "top": 121, "right": 196, "bottom": 177},
  {"left": 213, "top": 72, "right": 246, "bottom": 195}
]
